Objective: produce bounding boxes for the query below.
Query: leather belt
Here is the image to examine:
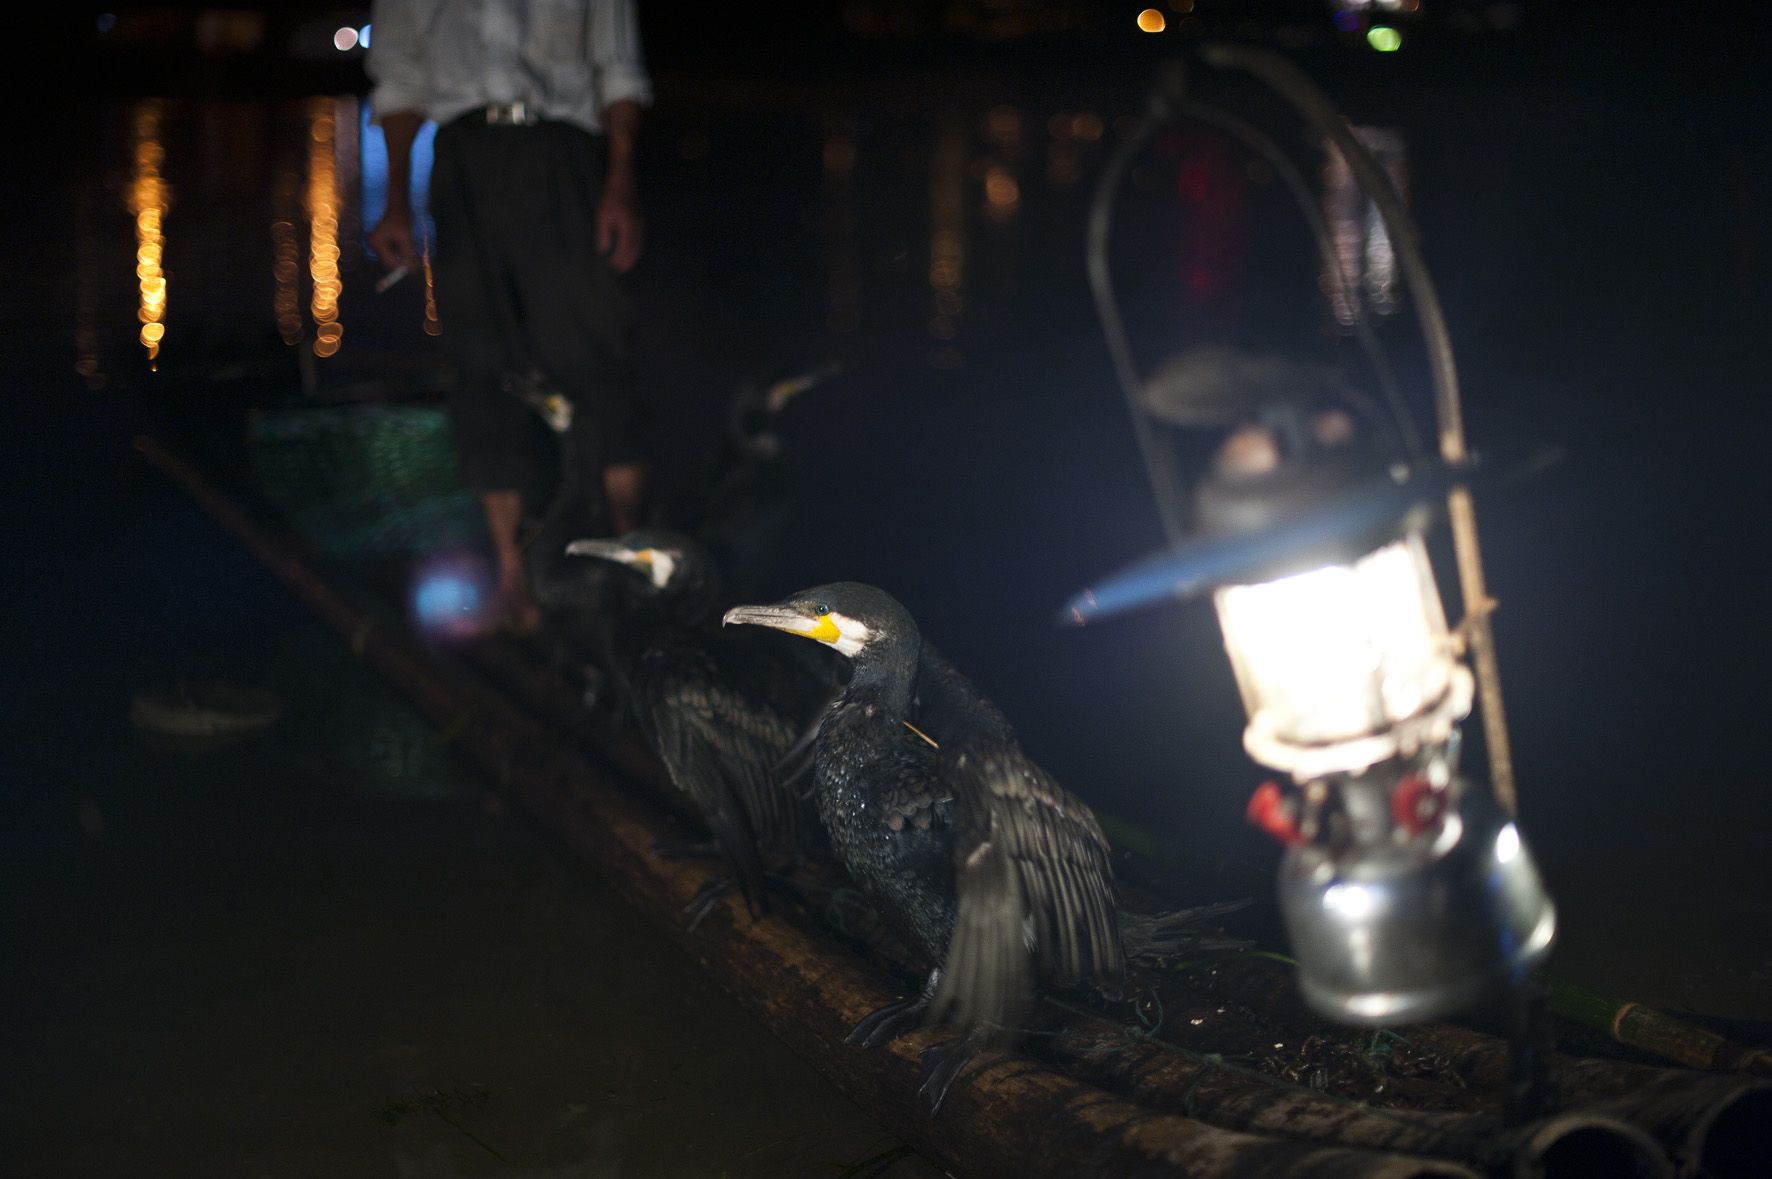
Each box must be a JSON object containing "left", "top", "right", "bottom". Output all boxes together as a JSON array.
[{"left": 481, "top": 101, "right": 540, "bottom": 126}]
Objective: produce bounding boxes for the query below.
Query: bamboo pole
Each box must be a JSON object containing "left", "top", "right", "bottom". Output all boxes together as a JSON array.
[
  {"left": 1545, "top": 978, "right": 1772, "bottom": 1080},
  {"left": 134, "top": 433, "right": 1483, "bottom": 1179}
]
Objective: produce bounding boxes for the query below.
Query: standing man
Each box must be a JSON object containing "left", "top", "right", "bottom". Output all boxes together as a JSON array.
[{"left": 366, "top": 0, "right": 652, "bottom": 634}]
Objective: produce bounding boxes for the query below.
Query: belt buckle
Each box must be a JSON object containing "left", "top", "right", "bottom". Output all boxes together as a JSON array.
[{"left": 485, "top": 101, "right": 535, "bottom": 126}]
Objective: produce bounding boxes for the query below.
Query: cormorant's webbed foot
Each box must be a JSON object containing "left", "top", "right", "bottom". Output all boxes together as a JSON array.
[
  {"left": 917, "top": 1037, "right": 981, "bottom": 1114},
  {"left": 684, "top": 874, "right": 739, "bottom": 931},
  {"left": 846, "top": 969, "right": 941, "bottom": 1049},
  {"left": 651, "top": 836, "right": 723, "bottom": 862},
  {"left": 845, "top": 997, "right": 927, "bottom": 1049}
]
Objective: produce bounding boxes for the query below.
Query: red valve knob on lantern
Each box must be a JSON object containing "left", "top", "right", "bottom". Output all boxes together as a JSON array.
[
  {"left": 1389, "top": 773, "right": 1447, "bottom": 836},
  {"left": 1246, "top": 780, "right": 1309, "bottom": 847}
]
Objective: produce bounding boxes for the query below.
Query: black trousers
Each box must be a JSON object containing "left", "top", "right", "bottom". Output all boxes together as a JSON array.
[{"left": 429, "top": 117, "right": 642, "bottom": 494}]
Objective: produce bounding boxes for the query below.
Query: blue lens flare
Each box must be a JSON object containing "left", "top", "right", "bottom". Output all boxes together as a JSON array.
[{"left": 410, "top": 553, "right": 492, "bottom": 637}]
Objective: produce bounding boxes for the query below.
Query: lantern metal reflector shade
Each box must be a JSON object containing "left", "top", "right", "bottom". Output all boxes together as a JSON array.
[{"left": 1064, "top": 448, "right": 1555, "bottom": 1025}]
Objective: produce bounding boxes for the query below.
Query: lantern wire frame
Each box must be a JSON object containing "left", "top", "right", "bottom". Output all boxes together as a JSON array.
[{"left": 1084, "top": 45, "right": 1519, "bottom": 813}]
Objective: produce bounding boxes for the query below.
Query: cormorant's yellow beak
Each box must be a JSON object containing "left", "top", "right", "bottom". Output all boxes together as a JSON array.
[
  {"left": 565, "top": 538, "right": 650, "bottom": 568},
  {"left": 722, "top": 603, "right": 840, "bottom": 644}
]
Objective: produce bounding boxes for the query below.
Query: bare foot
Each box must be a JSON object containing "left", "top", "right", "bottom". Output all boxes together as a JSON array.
[
  {"left": 480, "top": 489, "right": 542, "bottom": 635},
  {"left": 495, "top": 564, "right": 544, "bottom": 636}
]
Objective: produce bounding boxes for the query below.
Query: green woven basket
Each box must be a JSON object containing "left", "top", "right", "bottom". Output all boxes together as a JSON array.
[{"left": 250, "top": 402, "right": 485, "bottom": 556}]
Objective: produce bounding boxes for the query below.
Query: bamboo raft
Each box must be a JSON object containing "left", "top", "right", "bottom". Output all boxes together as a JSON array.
[{"left": 136, "top": 433, "right": 1771, "bottom": 1178}]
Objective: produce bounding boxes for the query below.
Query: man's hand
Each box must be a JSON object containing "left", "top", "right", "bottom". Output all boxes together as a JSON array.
[
  {"left": 368, "top": 112, "right": 424, "bottom": 271},
  {"left": 367, "top": 205, "right": 420, "bottom": 272},
  {"left": 595, "top": 177, "right": 644, "bottom": 274}
]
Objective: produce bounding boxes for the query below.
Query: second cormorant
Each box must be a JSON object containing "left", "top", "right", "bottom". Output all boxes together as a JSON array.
[{"left": 566, "top": 529, "right": 832, "bottom": 925}]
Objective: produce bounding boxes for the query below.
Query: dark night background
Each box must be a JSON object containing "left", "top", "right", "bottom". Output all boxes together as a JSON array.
[{"left": 3, "top": 1, "right": 1770, "bottom": 1174}]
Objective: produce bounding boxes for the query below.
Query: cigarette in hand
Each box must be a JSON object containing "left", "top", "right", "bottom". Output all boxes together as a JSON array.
[{"left": 375, "top": 266, "right": 411, "bottom": 293}]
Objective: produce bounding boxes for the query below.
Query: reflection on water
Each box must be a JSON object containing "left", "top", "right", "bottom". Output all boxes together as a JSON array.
[
  {"left": 271, "top": 201, "right": 302, "bottom": 345},
  {"left": 305, "top": 97, "right": 344, "bottom": 358},
  {"left": 985, "top": 155, "right": 1027, "bottom": 221},
  {"left": 129, "top": 100, "right": 170, "bottom": 365},
  {"left": 927, "top": 115, "right": 968, "bottom": 367},
  {"left": 1321, "top": 125, "right": 1408, "bottom": 327},
  {"left": 75, "top": 183, "right": 107, "bottom": 389},
  {"left": 820, "top": 115, "right": 861, "bottom": 338},
  {"left": 1173, "top": 125, "right": 1248, "bottom": 324},
  {"left": 70, "top": 91, "right": 1262, "bottom": 389},
  {"left": 82, "top": 97, "right": 452, "bottom": 387},
  {"left": 419, "top": 237, "right": 442, "bottom": 336},
  {"left": 1045, "top": 109, "right": 1103, "bottom": 187}
]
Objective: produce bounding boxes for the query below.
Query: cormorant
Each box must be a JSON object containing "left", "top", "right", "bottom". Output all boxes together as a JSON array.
[
  {"left": 723, "top": 582, "right": 1244, "bottom": 1109},
  {"left": 666, "top": 359, "right": 845, "bottom": 603},
  {"left": 565, "top": 529, "right": 832, "bottom": 925}
]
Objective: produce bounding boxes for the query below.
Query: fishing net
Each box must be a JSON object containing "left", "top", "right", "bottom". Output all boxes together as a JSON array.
[{"left": 248, "top": 402, "right": 485, "bottom": 557}]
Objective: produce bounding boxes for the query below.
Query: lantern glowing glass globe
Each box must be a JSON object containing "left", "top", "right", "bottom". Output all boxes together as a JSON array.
[
  {"left": 1212, "top": 533, "right": 1472, "bottom": 779},
  {"left": 1061, "top": 446, "right": 1555, "bottom": 1025}
]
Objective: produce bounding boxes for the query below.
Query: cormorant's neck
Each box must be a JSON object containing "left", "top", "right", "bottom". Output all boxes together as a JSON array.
[
  {"left": 664, "top": 575, "right": 719, "bottom": 628},
  {"left": 638, "top": 565, "right": 717, "bottom": 629},
  {"left": 846, "top": 637, "right": 919, "bottom": 715}
]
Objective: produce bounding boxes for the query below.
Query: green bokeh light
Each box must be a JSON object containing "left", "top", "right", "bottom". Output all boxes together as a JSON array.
[{"left": 1368, "top": 25, "right": 1402, "bottom": 52}]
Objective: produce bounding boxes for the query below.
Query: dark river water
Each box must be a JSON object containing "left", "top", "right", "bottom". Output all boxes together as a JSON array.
[{"left": 4, "top": 20, "right": 1770, "bottom": 1173}]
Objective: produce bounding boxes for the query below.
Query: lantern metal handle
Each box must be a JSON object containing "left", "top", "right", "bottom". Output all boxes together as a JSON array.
[
  {"left": 1085, "top": 46, "right": 1520, "bottom": 813},
  {"left": 1199, "top": 43, "right": 1517, "bottom": 815}
]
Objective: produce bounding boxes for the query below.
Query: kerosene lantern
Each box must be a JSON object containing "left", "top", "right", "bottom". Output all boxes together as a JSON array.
[
  {"left": 1066, "top": 38, "right": 1562, "bottom": 1028},
  {"left": 1066, "top": 401, "right": 1555, "bottom": 1024}
]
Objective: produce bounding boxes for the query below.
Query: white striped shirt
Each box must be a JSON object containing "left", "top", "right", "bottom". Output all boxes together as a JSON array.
[{"left": 367, "top": 0, "right": 653, "bottom": 134}]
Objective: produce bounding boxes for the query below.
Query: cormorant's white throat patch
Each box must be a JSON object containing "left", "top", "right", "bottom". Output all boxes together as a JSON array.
[
  {"left": 642, "top": 549, "right": 676, "bottom": 590},
  {"left": 826, "top": 611, "right": 873, "bottom": 657}
]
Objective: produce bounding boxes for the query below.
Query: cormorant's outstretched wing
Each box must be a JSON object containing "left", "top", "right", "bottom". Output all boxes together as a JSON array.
[
  {"left": 928, "top": 738, "right": 1124, "bottom": 1042},
  {"left": 915, "top": 643, "right": 1016, "bottom": 746},
  {"left": 635, "top": 645, "right": 803, "bottom": 915}
]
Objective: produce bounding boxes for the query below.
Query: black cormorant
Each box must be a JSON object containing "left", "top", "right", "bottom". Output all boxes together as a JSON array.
[
  {"left": 678, "top": 359, "right": 844, "bottom": 603},
  {"left": 566, "top": 529, "right": 832, "bottom": 924},
  {"left": 723, "top": 582, "right": 1244, "bottom": 1108}
]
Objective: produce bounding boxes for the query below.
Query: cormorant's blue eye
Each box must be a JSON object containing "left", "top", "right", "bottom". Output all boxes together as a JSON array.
[{"left": 815, "top": 602, "right": 830, "bottom": 615}]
